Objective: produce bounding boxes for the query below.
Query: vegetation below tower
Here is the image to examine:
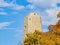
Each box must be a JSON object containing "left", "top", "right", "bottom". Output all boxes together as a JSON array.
[{"left": 24, "top": 29, "right": 60, "bottom": 45}]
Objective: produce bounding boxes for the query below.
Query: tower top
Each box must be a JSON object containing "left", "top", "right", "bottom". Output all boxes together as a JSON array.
[{"left": 27, "top": 12, "right": 41, "bottom": 17}]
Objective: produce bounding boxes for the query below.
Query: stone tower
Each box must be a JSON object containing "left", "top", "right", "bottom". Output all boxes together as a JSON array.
[{"left": 24, "top": 12, "right": 42, "bottom": 37}]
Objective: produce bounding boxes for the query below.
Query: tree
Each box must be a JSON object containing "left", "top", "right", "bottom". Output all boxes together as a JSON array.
[
  {"left": 24, "top": 30, "right": 42, "bottom": 45},
  {"left": 52, "top": 20, "right": 60, "bottom": 34}
]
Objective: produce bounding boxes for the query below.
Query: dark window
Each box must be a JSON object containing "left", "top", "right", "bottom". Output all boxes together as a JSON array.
[
  {"left": 29, "top": 18, "right": 31, "bottom": 20},
  {"left": 34, "top": 13, "right": 36, "bottom": 15},
  {"left": 24, "top": 25, "right": 26, "bottom": 28}
]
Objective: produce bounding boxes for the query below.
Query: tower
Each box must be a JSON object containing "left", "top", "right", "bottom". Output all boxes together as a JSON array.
[{"left": 24, "top": 12, "right": 42, "bottom": 37}]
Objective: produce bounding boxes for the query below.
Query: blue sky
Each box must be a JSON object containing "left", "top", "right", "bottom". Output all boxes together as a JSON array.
[{"left": 0, "top": 0, "right": 60, "bottom": 45}]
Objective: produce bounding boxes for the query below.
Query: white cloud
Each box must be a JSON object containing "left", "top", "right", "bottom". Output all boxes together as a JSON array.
[
  {"left": 27, "top": 0, "right": 60, "bottom": 8},
  {"left": 11, "top": 5, "right": 25, "bottom": 10},
  {"left": 0, "top": 0, "right": 10, "bottom": 7},
  {"left": 26, "top": 0, "right": 60, "bottom": 32},
  {"left": 0, "top": 22, "right": 13, "bottom": 29},
  {"left": 41, "top": 7, "right": 60, "bottom": 27},
  {"left": 0, "top": 0, "right": 25, "bottom": 10},
  {"left": 26, "top": 4, "right": 35, "bottom": 9},
  {"left": 0, "top": 12, "right": 8, "bottom": 15}
]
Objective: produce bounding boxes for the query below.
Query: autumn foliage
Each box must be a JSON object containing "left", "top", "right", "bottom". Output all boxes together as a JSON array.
[
  {"left": 48, "top": 20, "right": 60, "bottom": 34},
  {"left": 57, "top": 12, "right": 60, "bottom": 18},
  {"left": 24, "top": 30, "right": 60, "bottom": 45}
]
